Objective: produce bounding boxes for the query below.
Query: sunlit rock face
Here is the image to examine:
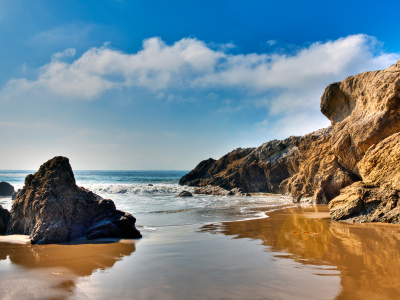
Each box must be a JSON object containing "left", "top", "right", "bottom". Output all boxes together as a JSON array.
[
  {"left": 321, "top": 59, "right": 400, "bottom": 176},
  {"left": 7, "top": 156, "right": 141, "bottom": 244},
  {"left": 180, "top": 127, "right": 356, "bottom": 203},
  {"left": 181, "top": 59, "right": 400, "bottom": 217}
]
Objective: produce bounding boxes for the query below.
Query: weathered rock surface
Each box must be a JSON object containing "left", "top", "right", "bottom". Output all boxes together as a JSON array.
[
  {"left": 11, "top": 191, "right": 18, "bottom": 200},
  {"left": 194, "top": 186, "right": 246, "bottom": 196},
  {"left": 7, "top": 156, "right": 141, "bottom": 244},
  {"left": 329, "top": 133, "right": 400, "bottom": 222},
  {"left": 282, "top": 127, "right": 357, "bottom": 203},
  {"left": 180, "top": 137, "right": 300, "bottom": 194},
  {"left": 0, "top": 205, "right": 10, "bottom": 234},
  {"left": 181, "top": 127, "right": 356, "bottom": 203},
  {"left": 321, "top": 59, "right": 400, "bottom": 176},
  {"left": 177, "top": 191, "right": 193, "bottom": 197},
  {"left": 182, "top": 59, "right": 400, "bottom": 218},
  {"left": 0, "top": 182, "right": 14, "bottom": 196}
]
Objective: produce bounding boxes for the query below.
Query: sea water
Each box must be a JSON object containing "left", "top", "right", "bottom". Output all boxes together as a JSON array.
[{"left": 0, "top": 170, "right": 293, "bottom": 229}]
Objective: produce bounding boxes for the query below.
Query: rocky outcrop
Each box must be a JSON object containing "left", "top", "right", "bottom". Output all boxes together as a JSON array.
[
  {"left": 7, "top": 156, "right": 141, "bottom": 244},
  {"left": 180, "top": 137, "right": 300, "bottom": 194},
  {"left": 329, "top": 133, "right": 400, "bottom": 222},
  {"left": 321, "top": 59, "right": 400, "bottom": 176},
  {"left": 181, "top": 127, "right": 356, "bottom": 203},
  {"left": 0, "top": 205, "right": 10, "bottom": 234},
  {"left": 325, "top": 60, "right": 400, "bottom": 222},
  {"left": 181, "top": 59, "right": 400, "bottom": 216},
  {"left": 194, "top": 186, "right": 246, "bottom": 196},
  {"left": 0, "top": 182, "right": 14, "bottom": 196},
  {"left": 282, "top": 127, "right": 357, "bottom": 203},
  {"left": 177, "top": 191, "right": 193, "bottom": 197}
]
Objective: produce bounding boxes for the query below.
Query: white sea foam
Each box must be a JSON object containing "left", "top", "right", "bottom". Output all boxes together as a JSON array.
[{"left": 81, "top": 183, "right": 196, "bottom": 195}]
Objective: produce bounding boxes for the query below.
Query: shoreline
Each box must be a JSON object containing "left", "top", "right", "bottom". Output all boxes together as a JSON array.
[{"left": 1, "top": 205, "right": 399, "bottom": 299}]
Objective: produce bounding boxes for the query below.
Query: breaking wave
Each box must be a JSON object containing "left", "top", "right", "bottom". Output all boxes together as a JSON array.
[{"left": 82, "top": 183, "right": 196, "bottom": 195}]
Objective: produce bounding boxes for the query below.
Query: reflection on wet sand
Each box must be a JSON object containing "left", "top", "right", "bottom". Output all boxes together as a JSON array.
[
  {"left": 200, "top": 205, "right": 400, "bottom": 300},
  {"left": 0, "top": 237, "right": 136, "bottom": 300}
]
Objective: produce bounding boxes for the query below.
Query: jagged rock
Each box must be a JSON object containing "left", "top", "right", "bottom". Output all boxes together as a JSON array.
[
  {"left": 0, "top": 205, "right": 10, "bottom": 235},
  {"left": 180, "top": 127, "right": 355, "bottom": 203},
  {"left": 177, "top": 191, "right": 193, "bottom": 197},
  {"left": 194, "top": 186, "right": 245, "bottom": 196},
  {"left": 7, "top": 156, "right": 141, "bottom": 244},
  {"left": 11, "top": 192, "right": 18, "bottom": 200},
  {"left": 180, "top": 59, "right": 400, "bottom": 212},
  {"left": 330, "top": 133, "right": 400, "bottom": 222},
  {"left": 180, "top": 138, "right": 301, "bottom": 193},
  {"left": 282, "top": 127, "right": 357, "bottom": 203},
  {"left": 321, "top": 59, "right": 400, "bottom": 176},
  {"left": 0, "top": 182, "right": 14, "bottom": 196}
]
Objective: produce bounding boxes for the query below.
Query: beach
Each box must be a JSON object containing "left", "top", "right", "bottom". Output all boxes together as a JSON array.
[{"left": 1, "top": 205, "right": 399, "bottom": 299}]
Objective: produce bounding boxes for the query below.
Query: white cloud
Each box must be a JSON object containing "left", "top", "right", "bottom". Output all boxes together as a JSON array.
[
  {"left": 51, "top": 48, "right": 76, "bottom": 61},
  {"left": 1, "top": 34, "right": 399, "bottom": 138}
]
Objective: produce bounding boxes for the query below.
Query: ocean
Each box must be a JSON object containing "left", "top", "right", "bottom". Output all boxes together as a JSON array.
[{"left": 0, "top": 170, "right": 293, "bottom": 230}]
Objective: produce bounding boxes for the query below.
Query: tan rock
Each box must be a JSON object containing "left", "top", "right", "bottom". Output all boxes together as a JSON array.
[
  {"left": 321, "top": 59, "right": 400, "bottom": 175},
  {"left": 283, "top": 127, "right": 356, "bottom": 203}
]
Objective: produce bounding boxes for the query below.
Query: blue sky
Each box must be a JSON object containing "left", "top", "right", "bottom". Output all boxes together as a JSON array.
[{"left": 0, "top": 0, "right": 399, "bottom": 170}]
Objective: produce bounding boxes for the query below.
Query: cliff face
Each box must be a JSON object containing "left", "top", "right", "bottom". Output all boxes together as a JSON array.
[
  {"left": 180, "top": 127, "right": 356, "bottom": 203},
  {"left": 182, "top": 59, "right": 400, "bottom": 219}
]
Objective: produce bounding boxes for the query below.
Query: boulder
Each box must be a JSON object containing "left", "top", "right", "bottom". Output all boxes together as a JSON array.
[
  {"left": 11, "top": 192, "right": 18, "bottom": 200},
  {"left": 177, "top": 191, "right": 193, "bottom": 197},
  {"left": 321, "top": 59, "right": 400, "bottom": 176},
  {"left": 329, "top": 133, "right": 400, "bottom": 222},
  {"left": 7, "top": 156, "right": 141, "bottom": 244},
  {"left": 194, "top": 186, "right": 246, "bottom": 196},
  {"left": 0, "top": 182, "right": 14, "bottom": 196},
  {"left": 0, "top": 205, "right": 10, "bottom": 234}
]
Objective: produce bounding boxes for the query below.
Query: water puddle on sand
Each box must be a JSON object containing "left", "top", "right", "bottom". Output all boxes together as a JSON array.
[{"left": 1, "top": 205, "right": 399, "bottom": 299}]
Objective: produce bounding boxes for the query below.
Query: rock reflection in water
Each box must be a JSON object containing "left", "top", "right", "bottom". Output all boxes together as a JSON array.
[
  {"left": 0, "top": 237, "right": 136, "bottom": 300},
  {"left": 199, "top": 205, "right": 400, "bottom": 300}
]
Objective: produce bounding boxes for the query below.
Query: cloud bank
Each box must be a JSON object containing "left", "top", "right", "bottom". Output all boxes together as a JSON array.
[{"left": 1, "top": 34, "right": 399, "bottom": 136}]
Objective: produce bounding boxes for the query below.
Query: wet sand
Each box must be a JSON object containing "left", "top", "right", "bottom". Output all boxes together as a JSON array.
[{"left": 1, "top": 205, "right": 400, "bottom": 299}]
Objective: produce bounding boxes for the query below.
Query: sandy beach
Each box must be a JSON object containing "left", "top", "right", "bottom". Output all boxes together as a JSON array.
[{"left": 1, "top": 205, "right": 398, "bottom": 300}]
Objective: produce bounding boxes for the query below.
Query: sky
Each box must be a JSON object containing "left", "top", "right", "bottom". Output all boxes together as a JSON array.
[{"left": 0, "top": 0, "right": 399, "bottom": 170}]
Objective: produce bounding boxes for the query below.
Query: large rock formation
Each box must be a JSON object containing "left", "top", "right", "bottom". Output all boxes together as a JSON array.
[
  {"left": 321, "top": 59, "right": 400, "bottom": 176},
  {"left": 180, "top": 127, "right": 356, "bottom": 203},
  {"left": 0, "top": 205, "right": 10, "bottom": 234},
  {"left": 0, "top": 182, "right": 14, "bottom": 196},
  {"left": 325, "top": 60, "right": 400, "bottom": 222},
  {"left": 181, "top": 59, "right": 400, "bottom": 220},
  {"left": 7, "top": 156, "right": 141, "bottom": 244}
]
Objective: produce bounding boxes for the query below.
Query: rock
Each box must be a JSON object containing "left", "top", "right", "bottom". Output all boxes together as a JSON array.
[
  {"left": 329, "top": 133, "right": 400, "bottom": 222},
  {"left": 0, "top": 205, "right": 10, "bottom": 235},
  {"left": 11, "top": 192, "right": 18, "bottom": 200},
  {"left": 148, "top": 184, "right": 153, "bottom": 186},
  {"left": 177, "top": 191, "right": 193, "bottom": 197},
  {"left": 282, "top": 127, "right": 357, "bottom": 203},
  {"left": 321, "top": 59, "right": 400, "bottom": 176},
  {"left": 180, "top": 127, "right": 355, "bottom": 203},
  {"left": 0, "top": 182, "right": 14, "bottom": 196},
  {"left": 194, "top": 186, "right": 245, "bottom": 196},
  {"left": 7, "top": 156, "right": 141, "bottom": 244}
]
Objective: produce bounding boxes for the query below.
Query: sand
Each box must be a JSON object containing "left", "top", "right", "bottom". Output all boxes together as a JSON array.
[{"left": 0, "top": 205, "right": 399, "bottom": 299}]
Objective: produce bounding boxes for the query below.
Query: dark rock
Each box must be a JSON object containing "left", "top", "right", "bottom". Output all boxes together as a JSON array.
[
  {"left": 11, "top": 192, "right": 18, "bottom": 200},
  {"left": 177, "top": 191, "right": 192, "bottom": 197},
  {"left": 194, "top": 186, "right": 246, "bottom": 196},
  {"left": 0, "top": 205, "right": 10, "bottom": 235},
  {"left": 0, "top": 182, "right": 14, "bottom": 196},
  {"left": 148, "top": 184, "right": 153, "bottom": 186},
  {"left": 7, "top": 156, "right": 141, "bottom": 244}
]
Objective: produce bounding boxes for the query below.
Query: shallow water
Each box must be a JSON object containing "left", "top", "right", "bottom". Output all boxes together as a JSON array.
[{"left": 0, "top": 170, "right": 295, "bottom": 228}]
